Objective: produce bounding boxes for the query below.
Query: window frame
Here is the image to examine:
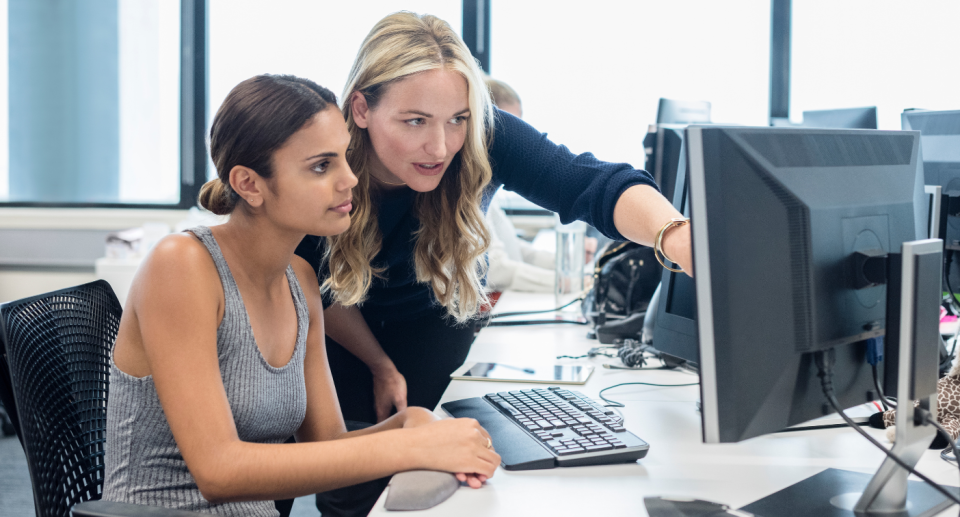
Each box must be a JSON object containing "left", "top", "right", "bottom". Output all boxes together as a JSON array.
[
  {"left": 0, "top": 0, "right": 207, "bottom": 210},
  {"left": 2, "top": 0, "right": 795, "bottom": 209}
]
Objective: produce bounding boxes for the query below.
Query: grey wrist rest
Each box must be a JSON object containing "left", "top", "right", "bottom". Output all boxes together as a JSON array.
[{"left": 384, "top": 470, "right": 460, "bottom": 511}]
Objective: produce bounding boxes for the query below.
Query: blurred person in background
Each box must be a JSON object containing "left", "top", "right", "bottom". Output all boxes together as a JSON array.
[{"left": 483, "top": 76, "right": 596, "bottom": 293}]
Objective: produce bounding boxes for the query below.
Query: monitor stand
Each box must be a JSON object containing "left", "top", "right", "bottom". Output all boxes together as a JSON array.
[{"left": 742, "top": 240, "right": 957, "bottom": 517}]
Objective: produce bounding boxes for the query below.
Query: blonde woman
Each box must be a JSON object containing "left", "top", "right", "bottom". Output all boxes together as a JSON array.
[{"left": 296, "top": 9, "right": 691, "bottom": 442}]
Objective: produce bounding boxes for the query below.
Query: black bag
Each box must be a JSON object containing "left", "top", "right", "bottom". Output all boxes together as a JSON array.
[{"left": 582, "top": 241, "right": 662, "bottom": 341}]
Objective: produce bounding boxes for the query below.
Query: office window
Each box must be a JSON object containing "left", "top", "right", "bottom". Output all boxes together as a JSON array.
[
  {"left": 0, "top": 0, "right": 181, "bottom": 205},
  {"left": 792, "top": 0, "right": 960, "bottom": 129},
  {"left": 208, "top": 0, "right": 462, "bottom": 178},
  {"left": 490, "top": 0, "right": 770, "bottom": 168}
]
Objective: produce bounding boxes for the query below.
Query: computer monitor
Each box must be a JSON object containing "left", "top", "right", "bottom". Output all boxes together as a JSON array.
[
  {"left": 656, "top": 98, "right": 711, "bottom": 125},
  {"left": 925, "top": 185, "right": 945, "bottom": 242},
  {"left": 902, "top": 110, "right": 960, "bottom": 250},
  {"left": 641, "top": 125, "right": 686, "bottom": 206},
  {"left": 651, "top": 135, "right": 698, "bottom": 368},
  {"left": 687, "top": 126, "right": 948, "bottom": 515},
  {"left": 801, "top": 106, "right": 878, "bottom": 129},
  {"left": 687, "top": 125, "right": 926, "bottom": 443}
]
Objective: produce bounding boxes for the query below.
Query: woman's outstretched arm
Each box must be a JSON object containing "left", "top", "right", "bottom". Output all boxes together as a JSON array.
[
  {"left": 488, "top": 110, "right": 692, "bottom": 275},
  {"left": 132, "top": 237, "right": 498, "bottom": 504},
  {"left": 613, "top": 184, "right": 693, "bottom": 275}
]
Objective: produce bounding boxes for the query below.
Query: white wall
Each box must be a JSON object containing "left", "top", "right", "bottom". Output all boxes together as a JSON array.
[
  {"left": 0, "top": 270, "right": 98, "bottom": 305},
  {"left": 0, "top": 208, "right": 191, "bottom": 304}
]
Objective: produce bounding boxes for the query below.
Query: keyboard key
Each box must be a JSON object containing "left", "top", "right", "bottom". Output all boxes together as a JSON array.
[
  {"left": 496, "top": 401, "right": 521, "bottom": 415},
  {"left": 536, "top": 420, "right": 553, "bottom": 430},
  {"left": 585, "top": 444, "right": 613, "bottom": 452},
  {"left": 525, "top": 423, "right": 541, "bottom": 431},
  {"left": 550, "top": 420, "right": 566, "bottom": 428}
]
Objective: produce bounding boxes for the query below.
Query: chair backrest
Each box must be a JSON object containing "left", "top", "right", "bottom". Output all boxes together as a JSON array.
[{"left": 0, "top": 280, "right": 122, "bottom": 517}]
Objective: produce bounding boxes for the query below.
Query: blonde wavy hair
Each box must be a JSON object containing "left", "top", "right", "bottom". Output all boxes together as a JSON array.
[{"left": 323, "top": 12, "right": 494, "bottom": 323}]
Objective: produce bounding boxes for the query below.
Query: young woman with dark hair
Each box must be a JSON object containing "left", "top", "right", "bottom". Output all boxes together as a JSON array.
[{"left": 102, "top": 74, "right": 498, "bottom": 516}]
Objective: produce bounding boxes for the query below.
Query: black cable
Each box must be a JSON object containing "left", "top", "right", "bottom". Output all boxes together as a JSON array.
[
  {"left": 603, "top": 365, "right": 671, "bottom": 371},
  {"left": 921, "top": 410, "right": 960, "bottom": 515},
  {"left": 815, "top": 350, "right": 960, "bottom": 507},
  {"left": 487, "top": 319, "right": 588, "bottom": 327},
  {"left": 599, "top": 381, "right": 699, "bottom": 408},
  {"left": 871, "top": 363, "right": 894, "bottom": 410},
  {"left": 557, "top": 348, "right": 618, "bottom": 360},
  {"left": 619, "top": 340, "right": 649, "bottom": 367},
  {"left": 490, "top": 294, "right": 585, "bottom": 319},
  {"left": 942, "top": 447, "right": 956, "bottom": 466}
]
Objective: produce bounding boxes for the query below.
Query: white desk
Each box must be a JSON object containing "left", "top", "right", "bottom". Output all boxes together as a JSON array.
[{"left": 370, "top": 292, "right": 960, "bottom": 516}]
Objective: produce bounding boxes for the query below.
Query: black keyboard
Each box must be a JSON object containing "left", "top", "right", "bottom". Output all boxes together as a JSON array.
[{"left": 441, "top": 386, "right": 649, "bottom": 470}]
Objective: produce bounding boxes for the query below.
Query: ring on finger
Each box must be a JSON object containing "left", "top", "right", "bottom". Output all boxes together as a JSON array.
[{"left": 485, "top": 437, "right": 493, "bottom": 449}]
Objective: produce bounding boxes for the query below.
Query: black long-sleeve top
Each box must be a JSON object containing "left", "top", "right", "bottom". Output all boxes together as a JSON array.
[{"left": 295, "top": 109, "right": 658, "bottom": 322}]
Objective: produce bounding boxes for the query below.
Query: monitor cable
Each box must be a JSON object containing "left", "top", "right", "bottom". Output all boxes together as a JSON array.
[
  {"left": 485, "top": 291, "right": 590, "bottom": 327},
  {"left": 943, "top": 447, "right": 957, "bottom": 466},
  {"left": 815, "top": 349, "right": 960, "bottom": 507},
  {"left": 599, "top": 381, "right": 699, "bottom": 408},
  {"left": 486, "top": 319, "right": 588, "bottom": 327},
  {"left": 871, "top": 363, "right": 896, "bottom": 410},
  {"left": 489, "top": 291, "right": 587, "bottom": 319},
  {"left": 618, "top": 339, "right": 650, "bottom": 368},
  {"left": 556, "top": 347, "right": 619, "bottom": 360}
]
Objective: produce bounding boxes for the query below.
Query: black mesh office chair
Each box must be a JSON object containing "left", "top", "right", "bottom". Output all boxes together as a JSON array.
[{"left": 0, "top": 280, "right": 201, "bottom": 517}]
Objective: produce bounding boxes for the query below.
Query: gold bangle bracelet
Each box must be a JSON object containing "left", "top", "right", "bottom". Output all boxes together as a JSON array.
[{"left": 654, "top": 218, "right": 689, "bottom": 273}]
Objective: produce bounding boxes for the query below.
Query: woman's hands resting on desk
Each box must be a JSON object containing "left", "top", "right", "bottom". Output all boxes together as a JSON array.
[{"left": 400, "top": 410, "right": 500, "bottom": 488}]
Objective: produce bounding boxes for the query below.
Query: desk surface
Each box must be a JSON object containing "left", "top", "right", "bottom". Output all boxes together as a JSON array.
[{"left": 369, "top": 292, "right": 960, "bottom": 516}]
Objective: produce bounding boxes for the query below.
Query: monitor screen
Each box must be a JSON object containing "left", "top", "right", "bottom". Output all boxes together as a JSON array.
[
  {"left": 801, "top": 107, "right": 878, "bottom": 129},
  {"left": 903, "top": 110, "right": 960, "bottom": 248},
  {"left": 652, "top": 133, "right": 699, "bottom": 367},
  {"left": 687, "top": 126, "right": 924, "bottom": 443},
  {"left": 656, "top": 98, "right": 711, "bottom": 125}
]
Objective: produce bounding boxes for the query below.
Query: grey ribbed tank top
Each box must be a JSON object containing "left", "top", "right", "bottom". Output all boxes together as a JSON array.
[{"left": 103, "top": 226, "right": 308, "bottom": 516}]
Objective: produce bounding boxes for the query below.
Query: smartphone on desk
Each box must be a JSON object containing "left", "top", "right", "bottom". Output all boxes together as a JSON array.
[{"left": 450, "top": 362, "right": 593, "bottom": 385}]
